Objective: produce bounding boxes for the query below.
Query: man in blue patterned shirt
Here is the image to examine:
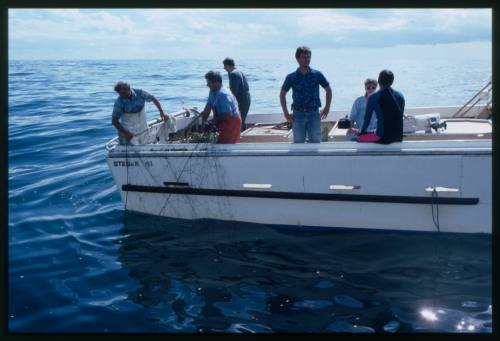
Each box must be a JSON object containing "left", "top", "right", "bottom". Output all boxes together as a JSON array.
[
  {"left": 280, "top": 46, "right": 332, "bottom": 143},
  {"left": 112, "top": 81, "right": 168, "bottom": 144}
]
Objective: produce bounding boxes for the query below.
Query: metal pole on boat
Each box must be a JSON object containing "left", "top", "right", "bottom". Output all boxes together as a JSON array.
[
  {"left": 181, "top": 108, "right": 204, "bottom": 138},
  {"left": 452, "top": 80, "right": 492, "bottom": 118}
]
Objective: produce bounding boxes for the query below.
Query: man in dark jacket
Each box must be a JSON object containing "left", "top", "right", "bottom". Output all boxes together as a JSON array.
[
  {"left": 358, "top": 70, "right": 405, "bottom": 144},
  {"left": 223, "top": 58, "right": 251, "bottom": 131}
]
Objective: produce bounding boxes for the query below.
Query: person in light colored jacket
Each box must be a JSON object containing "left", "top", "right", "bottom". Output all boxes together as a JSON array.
[{"left": 346, "top": 78, "right": 378, "bottom": 139}]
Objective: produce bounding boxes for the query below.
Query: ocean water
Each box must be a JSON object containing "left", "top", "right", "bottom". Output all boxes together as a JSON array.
[{"left": 8, "top": 49, "right": 492, "bottom": 333}]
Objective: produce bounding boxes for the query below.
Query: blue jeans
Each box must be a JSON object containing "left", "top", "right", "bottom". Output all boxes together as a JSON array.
[{"left": 292, "top": 110, "right": 321, "bottom": 143}]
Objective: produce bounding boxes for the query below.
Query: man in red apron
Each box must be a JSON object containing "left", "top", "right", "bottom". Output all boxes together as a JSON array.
[{"left": 200, "top": 71, "right": 241, "bottom": 144}]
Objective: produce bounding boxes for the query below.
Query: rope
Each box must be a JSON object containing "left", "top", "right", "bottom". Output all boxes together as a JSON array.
[
  {"left": 124, "top": 142, "right": 129, "bottom": 210},
  {"left": 157, "top": 138, "right": 210, "bottom": 217},
  {"left": 431, "top": 188, "right": 440, "bottom": 232},
  {"left": 120, "top": 111, "right": 185, "bottom": 212},
  {"left": 119, "top": 108, "right": 216, "bottom": 217}
]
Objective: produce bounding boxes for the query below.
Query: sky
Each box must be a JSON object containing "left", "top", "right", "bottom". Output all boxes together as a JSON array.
[{"left": 8, "top": 8, "right": 492, "bottom": 60}]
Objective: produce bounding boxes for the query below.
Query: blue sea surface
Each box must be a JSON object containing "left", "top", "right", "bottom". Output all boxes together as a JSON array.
[{"left": 8, "top": 52, "right": 492, "bottom": 333}]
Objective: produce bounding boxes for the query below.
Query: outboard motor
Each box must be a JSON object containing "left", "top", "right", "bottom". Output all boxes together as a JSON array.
[
  {"left": 429, "top": 116, "right": 447, "bottom": 132},
  {"left": 404, "top": 113, "right": 444, "bottom": 133}
]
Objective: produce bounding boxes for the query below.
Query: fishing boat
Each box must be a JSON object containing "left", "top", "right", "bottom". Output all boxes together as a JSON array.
[{"left": 105, "top": 82, "right": 492, "bottom": 234}]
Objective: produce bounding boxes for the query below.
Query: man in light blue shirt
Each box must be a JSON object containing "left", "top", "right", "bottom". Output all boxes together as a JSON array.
[{"left": 200, "top": 71, "right": 241, "bottom": 143}]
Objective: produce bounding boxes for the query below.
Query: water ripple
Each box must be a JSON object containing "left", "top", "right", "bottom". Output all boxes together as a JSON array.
[{"left": 8, "top": 58, "right": 492, "bottom": 333}]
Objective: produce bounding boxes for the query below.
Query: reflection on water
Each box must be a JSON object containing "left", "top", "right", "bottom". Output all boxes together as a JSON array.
[
  {"left": 115, "top": 212, "right": 491, "bottom": 333},
  {"left": 8, "top": 58, "right": 492, "bottom": 333}
]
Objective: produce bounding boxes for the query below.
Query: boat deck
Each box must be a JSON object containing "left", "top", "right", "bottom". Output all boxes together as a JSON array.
[
  {"left": 105, "top": 108, "right": 492, "bottom": 151},
  {"left": 239, "top": 118, "right": 491, "bottom": 143}
]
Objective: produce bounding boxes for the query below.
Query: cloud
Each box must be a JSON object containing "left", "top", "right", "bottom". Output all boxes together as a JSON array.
[
  {"left": 296, "top": 10, "right": 408, "bottom": 34},
  {"left": 135, "top": 9, "right": 281, "bottom": 48},
  {"left": 9, "top": 9, "right": 137, "bottom": 40},
  {"left": 428, "top": 8, "right": 491, "bottom": 33},
  {"left": 8, "top": 8, "right": 492, "bottom": 60},
  {"left": 289, "top": 9, "right": 491, "bottom": 48},
  {"left": 293, "top": 9, "right": 490, "bottom": 36}
]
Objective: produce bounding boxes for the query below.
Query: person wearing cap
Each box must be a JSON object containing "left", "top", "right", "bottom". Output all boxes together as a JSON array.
[
  {"left": 280, "top": 46, "right": 332, "bottom": 143},
  {"left": 222, "top": 57, "right": 251, "bottom": 131},
  {"left": 346, "top": 78, "right": 378, "bottom": 140},
  {"left": 200, "top": 71, "right": 241, "bottom": 144},
  {"left": 112, "top": 81, "right": 168, "bottom": 144}
]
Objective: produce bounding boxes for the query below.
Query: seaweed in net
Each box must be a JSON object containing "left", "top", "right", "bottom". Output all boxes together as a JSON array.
[{"left": 169, "top": 120, "right": 218, "bottom": 144}]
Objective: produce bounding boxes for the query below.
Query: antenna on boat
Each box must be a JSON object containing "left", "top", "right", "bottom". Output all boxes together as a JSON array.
[{"left": 181, "top": 100, "right": 190, "bottom": 117}]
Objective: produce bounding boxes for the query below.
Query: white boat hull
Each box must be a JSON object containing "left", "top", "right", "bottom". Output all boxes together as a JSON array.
[{"left": 106, "top": 141, "right": 491, "bottom": 234}]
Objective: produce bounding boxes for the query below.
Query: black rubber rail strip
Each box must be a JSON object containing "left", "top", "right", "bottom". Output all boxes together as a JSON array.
[
  {"left": 163, "top": 182, "right": 190, "bottom": 187},
  {"left": 122, "top": 185, "right": 479, "bottom": 205}
]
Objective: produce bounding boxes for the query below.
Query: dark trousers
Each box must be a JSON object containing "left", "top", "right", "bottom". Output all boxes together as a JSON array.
[{"left": 238, "top": 94, "right": 251, "bottom": 131}]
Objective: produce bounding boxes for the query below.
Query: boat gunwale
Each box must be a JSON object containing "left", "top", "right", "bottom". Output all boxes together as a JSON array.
[{"left": 107, "top": 139, "right": 492, "bottom": 158}]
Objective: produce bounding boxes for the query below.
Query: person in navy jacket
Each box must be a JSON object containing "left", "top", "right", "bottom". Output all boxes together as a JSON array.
[{"left": 358, "top": 70, "right": 405, "bottom": 144}]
